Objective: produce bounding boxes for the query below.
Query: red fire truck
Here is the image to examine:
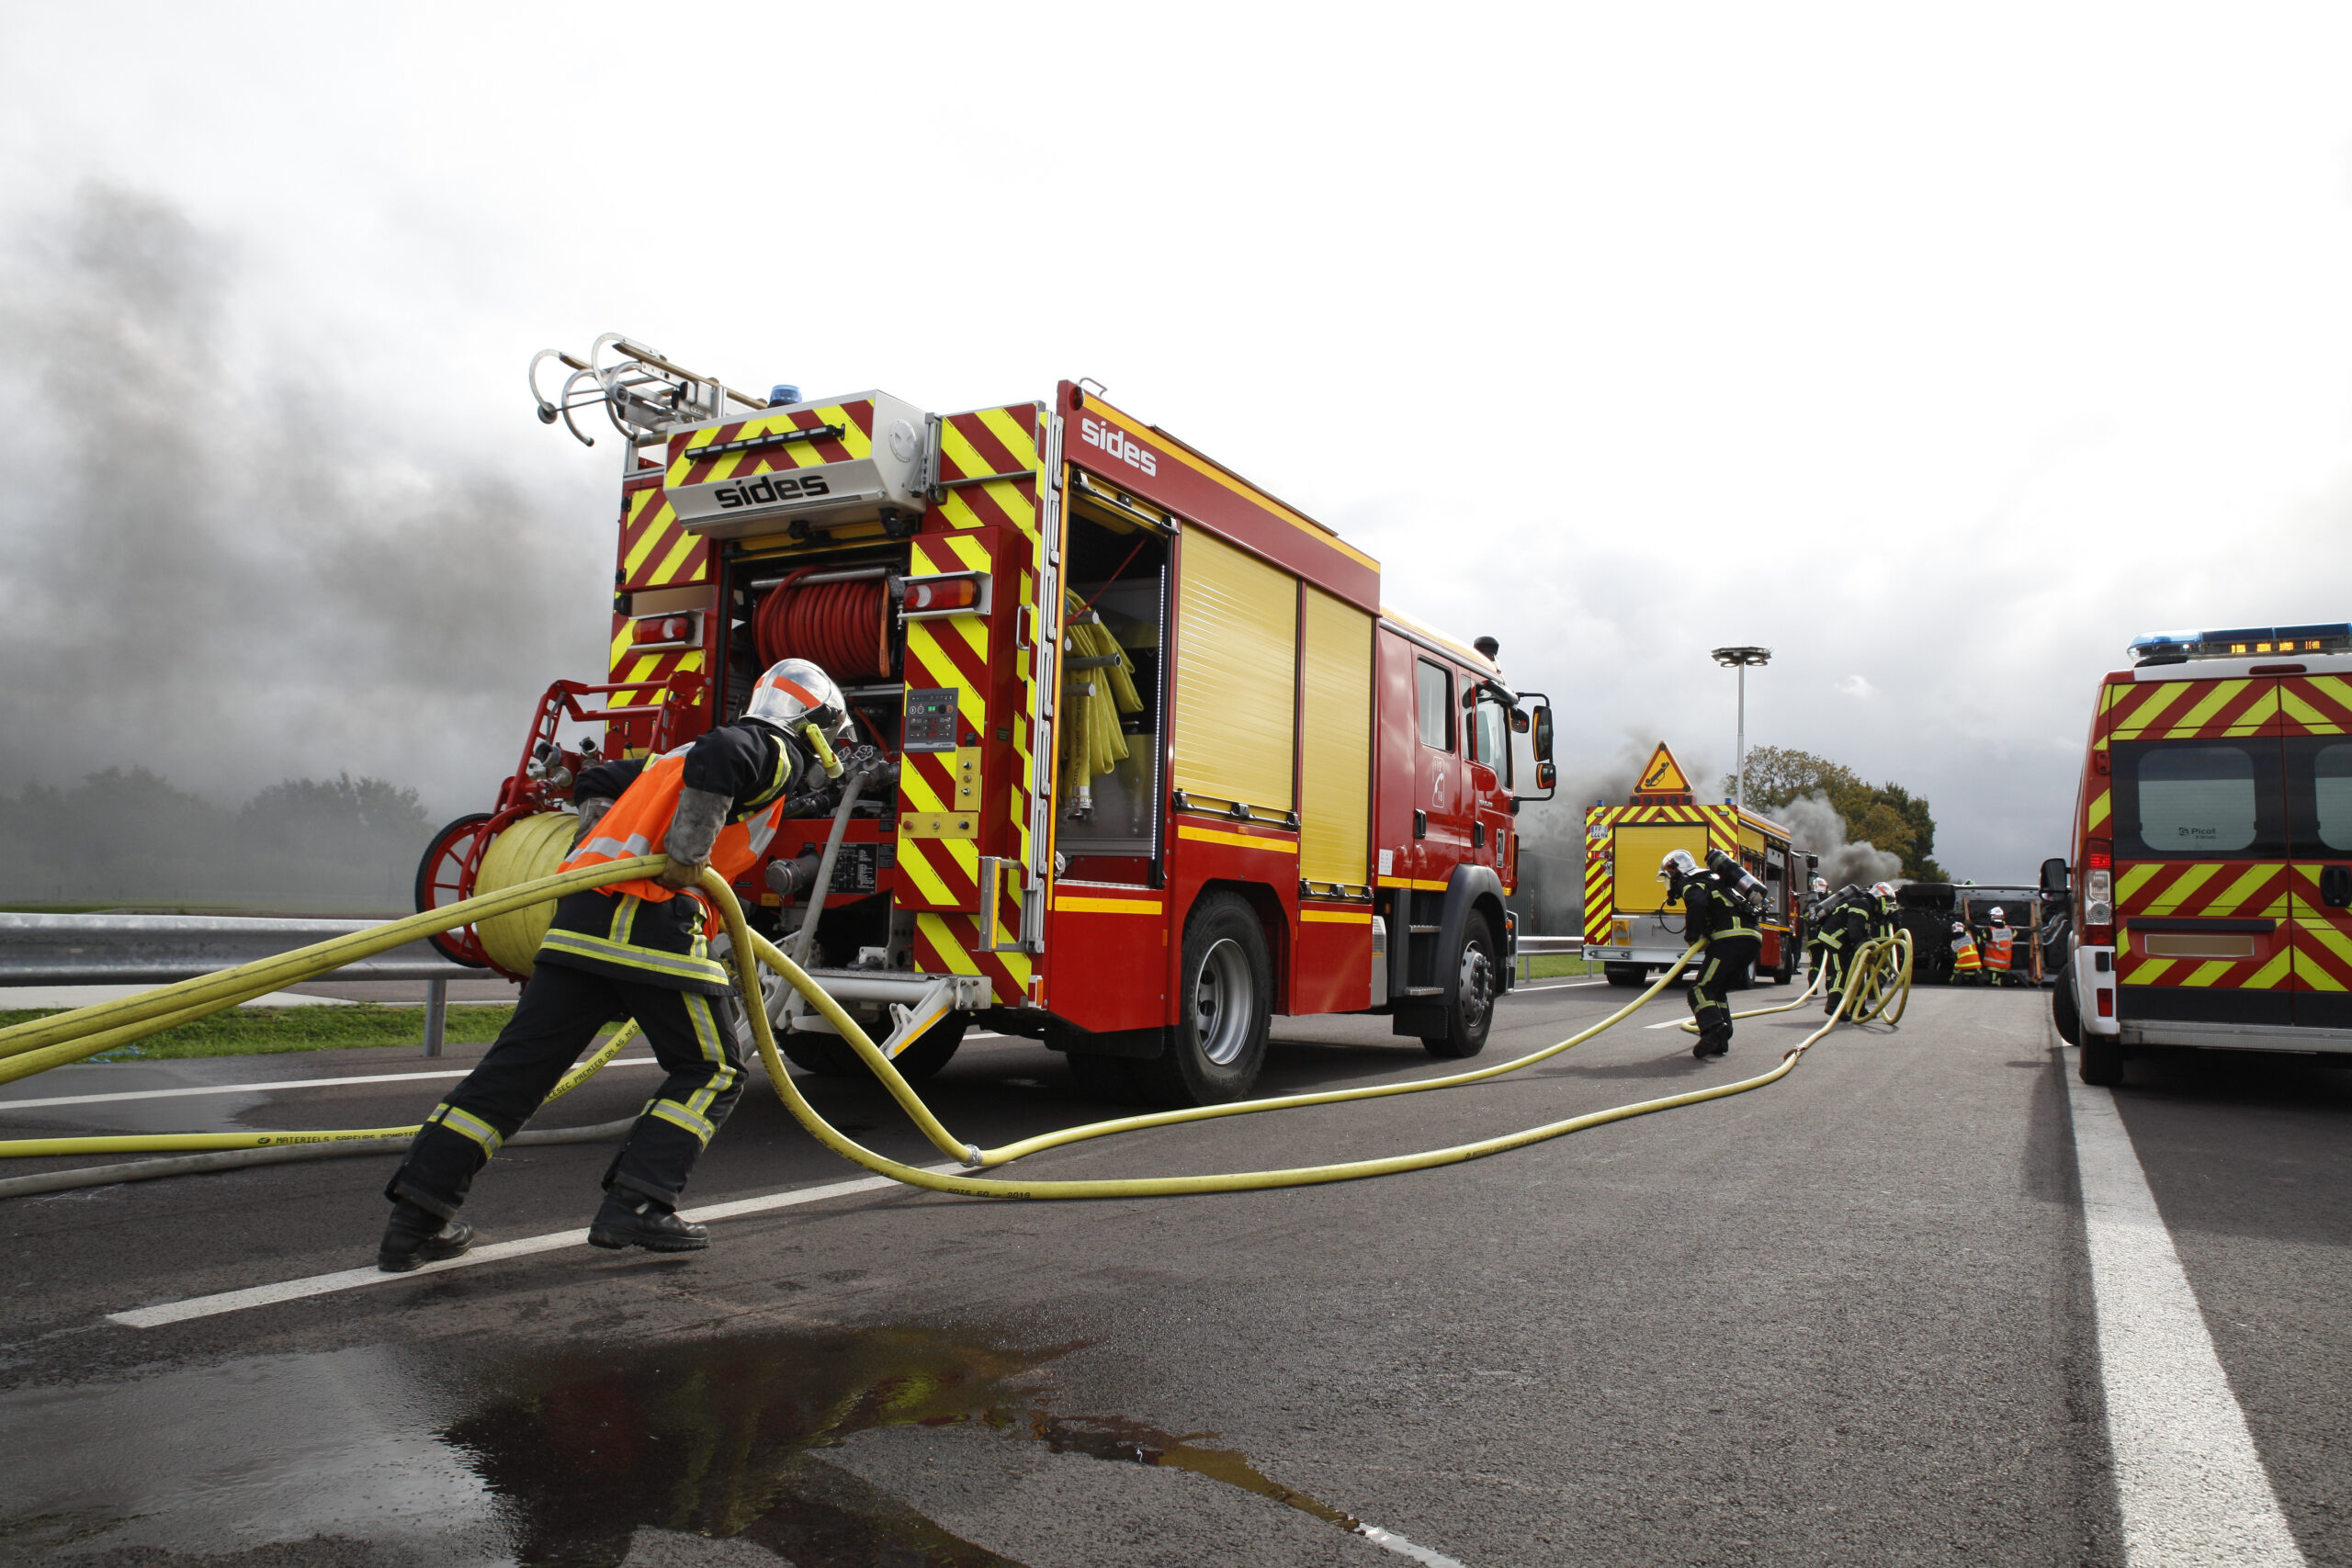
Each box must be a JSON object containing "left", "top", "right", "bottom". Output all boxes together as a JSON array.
[
  {"left": 2053, "top": 621, "right": 2352, "bottom": 1085},
  {"left": 418, "top": 338, "right": 1556, "bottom": 1106}
]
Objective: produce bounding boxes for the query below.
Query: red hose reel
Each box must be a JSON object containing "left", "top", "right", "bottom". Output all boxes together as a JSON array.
[{"left": 752, "top": 570, "right": 892, "bottom": 681}]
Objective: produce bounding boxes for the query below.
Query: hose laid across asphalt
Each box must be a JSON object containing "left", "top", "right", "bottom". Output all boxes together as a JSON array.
[{"left": 0, "top": 855, "right": 1910, "bottom": 1202}]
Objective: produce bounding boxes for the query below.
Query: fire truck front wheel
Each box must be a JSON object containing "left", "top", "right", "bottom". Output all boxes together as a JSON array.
[
  {"left": 1422, "top": 912, "right": 1499, "bottom": 1060},
  {"left": 1136, "top": 892, "right": 1272, "bottom": 1107}
]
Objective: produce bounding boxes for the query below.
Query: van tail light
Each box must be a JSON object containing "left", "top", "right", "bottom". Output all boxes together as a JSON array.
[
  {"left": 2083, "top": 838, "right": 2113, "bottom": 943},
  {"left": 2095, "top": 988, "right": 2114, "bottom": 1018}
]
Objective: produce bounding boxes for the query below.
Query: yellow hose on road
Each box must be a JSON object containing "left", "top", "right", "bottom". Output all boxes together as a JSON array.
[{"left": 0, "top": 854, "right": 1908, "bottom": 1203}]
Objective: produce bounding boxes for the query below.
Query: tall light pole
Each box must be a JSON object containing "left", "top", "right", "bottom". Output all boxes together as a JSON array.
[{"left": 1710, "top": 647, "right": 1772, "bottom": 814}]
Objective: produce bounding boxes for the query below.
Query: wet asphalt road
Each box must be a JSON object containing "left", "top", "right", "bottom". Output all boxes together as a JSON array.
[{"left": 0, "top": 978, "right": 2346, "bottom": 1567}]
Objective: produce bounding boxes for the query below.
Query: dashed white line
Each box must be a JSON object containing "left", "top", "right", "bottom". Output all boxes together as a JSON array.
[
  {"left": 1358, "top": 1522, "right": 1468, "bottom": 1566},
  {"left": 0, "top": 1059, "right": 663, "bottom": 1111},
  {"left": 2065, "top": 1052, "right": 2306, "bottom": 1567},
  {"left": 106, "top": 1163, "right": 967, "bottom": 1329}
]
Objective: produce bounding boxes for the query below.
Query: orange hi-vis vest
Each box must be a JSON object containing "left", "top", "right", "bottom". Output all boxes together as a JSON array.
[
  {"left": 1951, "top": 929, "right": 1982, "bottom": 973},
  {"left": 559, "top": 745, "right": 792, "bottom": 907},
  {"left": 1984, "top": 925, "right": 2015, "bottom": 971}
]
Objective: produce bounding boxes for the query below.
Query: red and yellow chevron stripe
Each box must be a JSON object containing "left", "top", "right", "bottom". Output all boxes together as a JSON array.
[
  {"left": 912, "top": 912, "right": 1031, "bottom": 1002},
  {"left": 2114, "top": 860, "right": 2290, "bottom": 989},
  {"left": 934, "top": 406, "right": 1042, "bottom": 534},
  {"left": 666, "top": 400, "right": 878, "bottom": 490},
  {"left": 618, "top": 479, "right": 708, "bottom": 593},
  {"left": 2100, "top": 675, "right": 2283, "bottom": 741},
  {"left": 1583, "top": 838, "right": 1611, "bottom": 944},
  {"left": 2288, "top": 869, "right": 2352, "bottom": 995},
  {"left": 2280, "top": 674, "right": 2352, "bottom": 736}
]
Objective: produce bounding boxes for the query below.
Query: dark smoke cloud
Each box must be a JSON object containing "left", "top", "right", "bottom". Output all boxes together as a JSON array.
[
  {"left": 1774, "top": 792, "right": 1903, "bottom": 889},
  {"left": 0, "top": 184, "right": 610, "bottom": 823}
]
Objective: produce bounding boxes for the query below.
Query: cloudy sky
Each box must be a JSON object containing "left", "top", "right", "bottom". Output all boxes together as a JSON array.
[{"left": 3, "top": 3, "right": 2348, "bottom": 884}]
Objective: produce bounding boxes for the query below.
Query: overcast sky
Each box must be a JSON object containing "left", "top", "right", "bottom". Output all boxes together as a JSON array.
[{"left": 3, "top": 3, "right": 2348, "bottom": 883}]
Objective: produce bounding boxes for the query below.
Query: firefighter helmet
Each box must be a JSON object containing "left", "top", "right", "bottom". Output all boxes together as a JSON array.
[
  {"left": 1871, "top": 881, "right": 1896, "bottom": 899},
  {"left": 1657, "top": 848, "right": 1701, "bottom": 886},
  {"left": 744, "top": 659, "right": 853, "bottom": 744},
  {"left": 1988, "top": 905, "right": 2006, "bottom": 921}
]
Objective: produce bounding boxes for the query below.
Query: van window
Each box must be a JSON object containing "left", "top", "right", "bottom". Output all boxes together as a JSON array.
[
  {"left": 1416, "top": 660, "right": 1453, "bottom": 751},
  {"left": 2117, "top": 742, "right": 2273, "bottom": 857},
  {"left": 2312, "top": 743, "right": 2352, "bottom": 851}
]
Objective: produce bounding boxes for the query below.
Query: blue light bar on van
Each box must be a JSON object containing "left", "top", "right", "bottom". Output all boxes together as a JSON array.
[{"left": 2129, "top": 623, "right": 2352, "bottom": 662}]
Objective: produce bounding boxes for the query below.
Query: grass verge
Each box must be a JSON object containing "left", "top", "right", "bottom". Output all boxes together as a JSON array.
[
  {"left": 1522, "top": 953, "right": 1594, "bottom": 978},
  {"left": 0, "top": 1005, "right": 518, "bottom": 1062}
]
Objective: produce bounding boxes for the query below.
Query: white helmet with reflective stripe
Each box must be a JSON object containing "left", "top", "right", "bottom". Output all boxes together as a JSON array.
[
  {"left": 1988, "top": 906, "right": 2006, "bottom": 921},
  {"left": 745, "top": 658, "right": 852, "bottom": 745},
  {"left": 1657, "top": 848, "right": 1701, "bottom": 885},
  {"left": 1871, "top": 881, "right": 1896, "bottom": 899}
]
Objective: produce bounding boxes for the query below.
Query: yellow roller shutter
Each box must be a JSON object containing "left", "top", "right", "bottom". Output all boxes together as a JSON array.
[
  {"left": 1611, "top": 825, "right": 1710, "bottom": 914},
  {"left": 1299, "top": 587, "right": 1372, "bottom": 886},
  {"left": 1172, "top": 528, "right": 1297, "bottom": 818}
]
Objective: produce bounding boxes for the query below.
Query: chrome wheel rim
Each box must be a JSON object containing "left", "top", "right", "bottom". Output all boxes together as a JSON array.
[{"left": 1193, "top": 937, "right": 1254, "bottom": 1066}]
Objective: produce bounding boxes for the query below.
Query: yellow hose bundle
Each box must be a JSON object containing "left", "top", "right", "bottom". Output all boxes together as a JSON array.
[
  {"left": 1061, "top": 590, "right": 1144, "bottom": 787},
  {"left": 472, "top": 811, "right": 577, "bottom": 977}
]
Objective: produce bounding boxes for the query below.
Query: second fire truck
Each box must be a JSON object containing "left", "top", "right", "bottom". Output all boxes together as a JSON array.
[{"left": 417, "top": 337, "right": 1556, "bottom": 1107}]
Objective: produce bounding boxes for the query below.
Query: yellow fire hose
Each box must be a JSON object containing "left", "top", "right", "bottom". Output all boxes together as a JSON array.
[
  {"left": 0, "top": 857, "right": 1912, "bottom": 1202},
  {"left": 1676, "top": 930, "right": 1914, "bottom": 1032}
]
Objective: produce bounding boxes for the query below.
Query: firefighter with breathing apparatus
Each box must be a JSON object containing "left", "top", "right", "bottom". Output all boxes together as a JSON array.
[
  {"left": 377, "top": 659, "right": 868, "bottom": 1271},
  {"left": 1949, "top": 919, "right": 1983, "bottom": 982},
  {"left": 1659, "top": 848, "right": 1764, "bottom": 1059},
  {"left": 1815, "top": 881, "right": 1890, "bottom": 1016}
]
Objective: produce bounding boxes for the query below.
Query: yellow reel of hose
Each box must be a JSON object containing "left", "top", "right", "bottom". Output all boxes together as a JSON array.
[{"left": 472, "top": 812, "right": 577, "bottom": 977}]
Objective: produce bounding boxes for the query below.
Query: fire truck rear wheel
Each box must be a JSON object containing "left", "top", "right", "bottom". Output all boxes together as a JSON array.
[
  {"left": 1136, "top": 892, "right": 1272, "bottom": 1107},
  {"left": 1603, "top": 963, "right": 1645, "bottom": 987},
  {"left": 1422, "top": 912, "right": 1498, "bottom": 1060}
]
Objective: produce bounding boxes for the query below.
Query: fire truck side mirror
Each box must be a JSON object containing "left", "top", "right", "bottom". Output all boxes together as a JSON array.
[
  {"left": 2040, "top": 857, "right": 2070, "bottom": 897},
  {"left": 1532, "top": 705, "right": 1554, "bottom": 763},
  {"left": 1536, "top": 761, "right": 1557, "bottom": 791}
]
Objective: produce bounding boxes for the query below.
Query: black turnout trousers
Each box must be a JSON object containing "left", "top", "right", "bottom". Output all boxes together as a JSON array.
[
  {"left": 387, "top": 958, "right": 746, "bottom": 1219},
  {"left": 1689, "top": 934, "right": 1762, "bottom": 1043}
]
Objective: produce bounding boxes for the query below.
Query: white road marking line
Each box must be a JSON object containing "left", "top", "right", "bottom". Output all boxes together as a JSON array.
[
  {"left": 1358, "top": 1523, "right": 1468, "bottom": 1566},
  {"left": 2065, "top": 1055, "right": 2306, "bottom": 1567},
  {"left": 106, "top": 1163, "right": 966, "bottom": 1330},
  {"left": 0, "top": 1058, "right": 663, "bottom": 1111}
]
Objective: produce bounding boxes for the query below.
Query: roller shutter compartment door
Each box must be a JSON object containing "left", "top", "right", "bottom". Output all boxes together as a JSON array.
[
  {"left": 1611, "top": 825, "right": 1710, "bottom": 915},
  {"left": 1299, "top": 586, "right": 1373, "bottom": 887},
  {"left": 1171, "top": 528, "right": 1297, "bottom": 819}
]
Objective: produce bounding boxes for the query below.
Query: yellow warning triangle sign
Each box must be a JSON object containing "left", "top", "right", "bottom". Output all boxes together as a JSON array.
[{"left": 1635, "top": 743, "right": 1691, "bottom": 795}]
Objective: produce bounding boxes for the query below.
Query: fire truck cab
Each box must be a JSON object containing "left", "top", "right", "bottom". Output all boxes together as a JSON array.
[
  {"left": 2057, "top": 622, "right": 2352, "bottom": 1084},
  {"left": 423, "top": 341, "right": 1557, "bottom": 1108}
]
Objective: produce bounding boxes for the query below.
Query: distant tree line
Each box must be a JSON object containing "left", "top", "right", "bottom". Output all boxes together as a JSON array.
[
  {"left": 0, "top": 768, "right": 435, "bottom": 911},
  {"left": 1724, "top": 747, "right": 1949, "bottom": 883}
]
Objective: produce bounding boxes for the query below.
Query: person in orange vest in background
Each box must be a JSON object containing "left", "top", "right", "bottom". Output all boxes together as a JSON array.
[
  {"left": 1980, "top": 907, "right": 2017, "bottom": 986},
  {"left": 1949, "top": 919, "right": 1983, "bottom": 983},
  {"left": 377, "top": 658, "right": 870, "bottom": 1272}
]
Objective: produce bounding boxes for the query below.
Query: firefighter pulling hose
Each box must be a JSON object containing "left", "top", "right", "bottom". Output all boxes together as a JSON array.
[{"left": 1658, "top": 848, "right": 1765, "bottom": 1058}]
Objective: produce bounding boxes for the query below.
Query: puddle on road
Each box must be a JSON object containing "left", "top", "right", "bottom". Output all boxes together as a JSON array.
[{"left": 0, "top": 1324, "right": 1385, "bottom": 1568}]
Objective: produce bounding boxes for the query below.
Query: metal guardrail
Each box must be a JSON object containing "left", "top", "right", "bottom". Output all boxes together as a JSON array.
[{"left": 0, "top": 913, "right": 481, "bottom": 1055}]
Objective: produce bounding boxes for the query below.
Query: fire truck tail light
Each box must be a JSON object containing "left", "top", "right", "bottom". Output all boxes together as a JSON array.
[
  {"left": 2086, "top": 839, "right": 2112, "bottom": 872},
  {"left": 906, "top": 579, "right": 977, "bottom": 612},
  {"left": 632, "top": 615, "right": 695, "bottom": 646}
]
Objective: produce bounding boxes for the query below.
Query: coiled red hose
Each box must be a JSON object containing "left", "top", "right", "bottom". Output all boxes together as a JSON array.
[{"left": 753, "top": 570, "right": 891, "bottom": 680}]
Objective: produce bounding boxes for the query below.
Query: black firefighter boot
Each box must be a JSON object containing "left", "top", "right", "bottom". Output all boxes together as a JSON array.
[
  {"left": 589, "top": 1190, "right": 708, "bottom": 1253},
  {"left": 378, "top": 1199, "right": 474, "bottom": 1273}
]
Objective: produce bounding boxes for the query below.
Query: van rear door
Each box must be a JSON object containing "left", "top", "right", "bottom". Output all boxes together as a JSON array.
[
  {"left": 2105, "top": 673, "right": 2292, "bottom": 1028},
  {"left": 2281, "top": 674, "right": 2352, "bottom": 1030}
]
